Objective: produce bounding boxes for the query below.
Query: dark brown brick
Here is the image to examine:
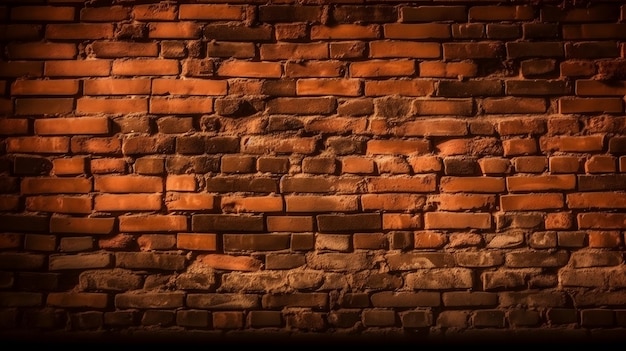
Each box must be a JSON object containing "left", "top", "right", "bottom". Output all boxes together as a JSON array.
[
  {"left": 192, "top": 214, "right": 265, "bottom": 232},
  {"left": 317, "top": 213, "right": 382, "bottom": 233}
]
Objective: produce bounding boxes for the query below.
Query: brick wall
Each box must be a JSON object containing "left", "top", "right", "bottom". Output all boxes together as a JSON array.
[{"left": 1, "top": 0, "right": 626, "bottom": 345}]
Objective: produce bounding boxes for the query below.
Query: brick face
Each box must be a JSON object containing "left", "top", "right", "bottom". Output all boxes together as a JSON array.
[{"left": 1, "top": 0, "right": 625, "bottom": 343}]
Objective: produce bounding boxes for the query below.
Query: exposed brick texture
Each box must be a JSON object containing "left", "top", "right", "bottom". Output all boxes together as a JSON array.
[{"left": 0, "top": 0, "right": 625, "bottom": 346}]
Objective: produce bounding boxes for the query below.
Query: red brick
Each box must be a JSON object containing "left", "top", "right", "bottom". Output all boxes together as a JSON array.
[
  {"left": 384, "top": 23, "right": 450, "bottom": 39},
  {"left": 585, "top": 155, "right": 617, "bottom": 173},
  {"left": 588, "top": 231, "right": 622, "bottom": 248},
  {"left": 11, "top": 79, "right": 79, "bottom": 96},
  {"left": 267, "top": 97, "right": 336, "bottom": 115},
  {"left": 296, "top": 79, "right": 361, "bottom": 96},
  {"left": 35, "top": 117, "right": 109, "bottom": 136},
  {"left": 351, "top": 60, "right": 415, "bottom": 77},
  {"left": 311, "top": 24, "right": 379, "bottom": 40},
  {"left": 84, "top": 78, "right": 150, "bottom": 95},
  {"left": 7, "top": 137, "right": 69, "bottom": 154},
  {"left": 502, "top": 138, "right": 537, "bottom": 156},
  {"left": 90, "top": 41, "right": 158, "bottom": 58},
  {"left": 77, "top": 98, "right": 148, "bottom": 115},
  {"left": 7, "top": 43, "right": 77, "bottom": 60},
  {"left": 341, "top": 157, "right": 375, "bottom": 174},
  {"left": 370, "top": 41, "right": 440, "bottom": 58},
  {"left": 217, "top": 61, "right": 282, "bottom": 78},
  {"left": 45, "top": 60, "right": 111, "bottom": 77},
  {"left": 90, "top": 158, "right": 127, "bottom": 174},
  {"left": 568, "top": 192, "right": 626, "bottom": 209},
  {"left": 112, "top": 59, "right": 179, "bottom": 76},
  {"left": 482, "top": 97, "right": 547, "bottom": 114},
  {"left": 275, "top": 23, "right": 308, "bottom": 41},
  {"left": 383, "top": 213, "right": 422, "bottom": 230},
  {"left": 507, "top": 175, "right": 576, "bottom": 192},
  {"left": 95, "top": 194, "right": 162, "bottom": 211},
  {"left": 365, "top": 80, "right": 434, "bottom": 97},
  {"left": 179, "top": 4, "right": 244, "bottom": 20},
  {"left": 440, "top": 176, "right": 505, "bottom": 193},
  {"left": 46, "top": 24, "right": 113, "bottom": 40},
  {"left": 0, "top": 118, "right": 29, "bottom": 135},
  {"left": 26, "top": 195, "right": 92, "bottom": 214},
  {"left": 560, "top": 60, "right": 595, "bottom": 77},
  {"left": 11, "top": 6, "right": 75, "bottom": 21}
]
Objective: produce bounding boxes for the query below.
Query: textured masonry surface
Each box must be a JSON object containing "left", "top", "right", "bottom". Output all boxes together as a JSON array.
[{"left": 1, "top": 0, "right": 626, "bottom": 345}]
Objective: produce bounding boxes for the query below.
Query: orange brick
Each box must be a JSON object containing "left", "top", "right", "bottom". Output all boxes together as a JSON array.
[
  {"left": 148, "top": 22, "right": 201, "bottom": 39},
  {"left": 285, "top": 195, "right": 356, "bottom": 212},
  {"left": 260, "top": 43, "right": 328, "bottom": 60},
  {"left": 11, "top": 79, "right": 79, "bottom": 96},
  {"left": 80, "top": 6, "right": 130, "bottom": 22},
  {"left": 45, "top": 60, "right": 111, "bottom": 77},
  {"left": 11, "top": 6, "right": 75, "bottom": 21},
  {"left": 118, "top": 215, "right": 188, "bottom": 232},
  {"left": 424, "top": 212, "right": 491, "bottom": 229},
  {"left": 384, "top": 23, "right": 450, "bottom": 39},
  {"left": 365, "top": 80, "right": 434, "bottom": 97},
  {"left": 440, "top": 176, "right": 505, "bottom": 193},
  {"left": 71, "top": 136, "right": 121, "bottom": 154},
  {"left": 149, "top": 98, "right": 213, "bottom": 114},
  {"left": 361, "top": 194, "right": 426, "bottom": 211},
  {"left": 366, "top": 139, "right": 430, "bottom": 155},
  {"left": 177, "top": 233, "right": 218, "bottom": 251},
  {"left": 217, "top": 61, "right": 282, "bottom": 78},
  {"left": 46, "top": 23, "right": 113, "bottom": 40},
  {"left": 382, "top": 213, "right": 422, "bottom": 230},
  {"left": 35, "top": 117, "right": 110, "bottom": 135},
  {"left": 222, "top": 195, "right": 284, "bottom": 213},
  {"left": 559, "top": 98, "right": 623, "bottom": 114},
  {"left": 152, "top": 79, "right": 227, "bottom": 96},
  {"left": 83, "top": 78, "right": 151, "bottom": 95},
  {"left": 52, "top": 157, "right": 88, "bottom": 176},
  {"left": 296, "top": 78, "right": 361, "bottom": 96},
  {"left": 311, "top": 24, "right": 379, "bottom": 40},
  {"left": 26, "top": 195, "right": 92, "bottom": 214},
  {"left": 351, "top": 60, "right": 415, "bottom": 77},
  {"left": 567, "top": 192, "right": 626, "bottom": 209},
  {"left": 266, "top": 216, "right": 314, "bottom": 232},
  {"left": 500, "top": 194, "right": 564, "bottom": 211},
  {"left": 179, "top": 4, "right": 244, "bottom": 20},
  {"left": 15, "top": 98, "right": 73, "bottom": 115},
  {"left": 435, "top": 194, "right": 496, "bottom": 211},
  {"left": 414, "top": 231, "right": 447, "bottom": 249},
  {"left": 7, "top": 136, "right": 69, "bottom": 154},
  {"left": 198, "top": 253, "right": 261, "bottom": 271},
  {"left": 370, "top": 41, "right": 440, "bottom": 58},
  {"left": 21, "top": 177, "right": 92, "bottom": 194},
  {"left": 94, "top": 175, "right": 163, "bottom": 193},
  {"left": 90, "top": 41, "right": 159, "bottom": 58},
  {"left": 341, "top": 157, "right": 375, "bottom": 174},
  {"left": 588, "top": 231, "right": 622, "bottom": 248},
  {"left": 367, "top": 175, "right": 437, "bottom": 193},
  {"left": 77, "top": 98, "right": 148, "bottom": 114},
  {"left": 507, "top": 175, "right": 576, "bottom": 192},
  {"left": 112, "top": 59, "right": 180, "bottom": 76},
  {"left": 95, "top": 194, "right": 162, "bottom": 211},
  {"left": 132, "top": 3, "right": 177, "bottom": 21},
  {"left": 7, "top": 43, "right": 77, "bottom": 60},
  {"left": 165, "top": 193, "right": 216, "bottom": 211}
]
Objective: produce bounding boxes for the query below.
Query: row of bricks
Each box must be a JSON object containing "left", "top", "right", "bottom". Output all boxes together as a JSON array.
[
  {"left": 2, "top": 96, "right": 626, "bottom": 117},
  {"left": 4, "top": 40, "right": 626, "bottom": 61},
  {"left": 3, "top": 4, "right": 626, "bottom": 24},
  {"left": 2, "top": 307, "right": 623, "bottom": 331},
  {"left": 4, "top": 135, "right": 626, "bottom": 158},
  {"left": 2, "top": 229, "right": 624, "bottom": 254},
  {"left": 1, "top": 211, "right": 626, "bottom": 233},
  {"left": 1, "top": 59, "right": 626, "bottom": 80},
  {"left": 2, "top": 154, "right": 626, "bottom": 177},
  {"left": 3, "top": 77, "right": 626, "bottom": 97}
]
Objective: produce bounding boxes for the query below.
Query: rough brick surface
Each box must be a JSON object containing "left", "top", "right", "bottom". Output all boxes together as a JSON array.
[{"left": 1, "top": 0, "right": 625, "bottom": 345}]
